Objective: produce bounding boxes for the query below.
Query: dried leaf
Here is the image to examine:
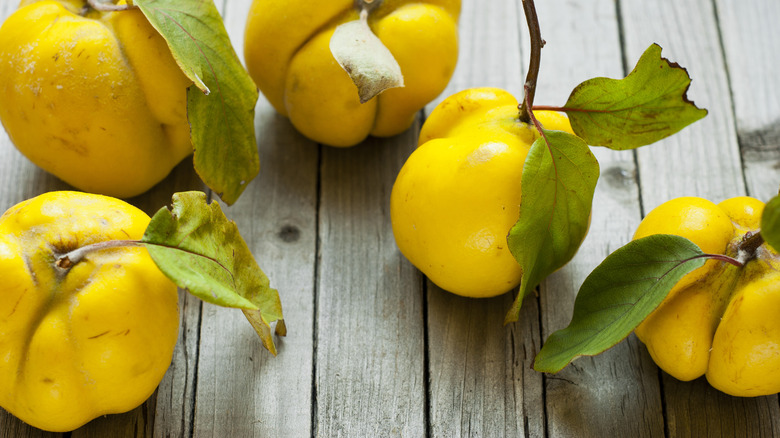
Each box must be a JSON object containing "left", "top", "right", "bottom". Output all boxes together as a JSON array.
[
  {"left": 143, "top": 192, "right": 284, "bottom": 355},
  {"left": 134, "top": 0, "right": 260, "bottom": 205},
  {"left": 330, "top": 17, "right": 404, "bottom": 103}
]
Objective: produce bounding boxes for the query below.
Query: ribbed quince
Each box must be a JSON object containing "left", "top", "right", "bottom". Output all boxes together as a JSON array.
[
  {"left": 634, "top": 196, "right": 780, "bottom": 397},
  {"left": 244, "top": 0, "right": 460, "bottom": 147},
  {"left": 0, "top": 191, "right": 179, "bottom": 431},
  {"left": 0, "top": 0, "right": 192, "bottom": 198}
]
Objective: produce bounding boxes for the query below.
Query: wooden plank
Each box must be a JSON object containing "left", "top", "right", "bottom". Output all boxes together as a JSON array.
[
  {"left": 620, "top": 0, "right": 780, "bottom": 435},
  {"left": 526, "top": 0, "right": 665, "bottom": 436},
  {"left": 149, "top": 288, "right": 203, "bottom": 438},
  {"left": 424, "top": 1, "right": 545, "bottom": 437},
  {"left": 624, "top": 0, "right": 746, "bottom": 209},
  {"left": 428, "top": 291, "right": 544, "bottom": 438},
  {"left": 0, "top": 414, "right": 60, "bottom": 438},
  {"left": 315, "top": 131, "right": 426, "bottom": 436},
  {"left": 180, "top": 1, "right": 318, "bottom": 436},
  {"left": 715, "top": 0, "right": 780, "bottom": 202}
]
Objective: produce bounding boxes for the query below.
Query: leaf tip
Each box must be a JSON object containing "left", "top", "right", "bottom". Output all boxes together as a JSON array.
[
  {"left": 275, "top": 319, "right": 287, "bottom": 337},
  {"left": 503, "top": 309, "right": 519, "bottom": 326}
]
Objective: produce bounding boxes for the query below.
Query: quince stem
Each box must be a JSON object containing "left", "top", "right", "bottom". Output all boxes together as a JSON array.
[
  {"left": 518, "top": 0, "right": 543, "bottom": 124},
  {"left": 56, "top": 240, "right": 141, "bottom": 269},
  {"left": 523, "top": 85, "right": 547, "bottom": 141},
  {"left": 684, "top": 232, "right": 765, "bottom": 269},
  {"left": 736, "top": 230, "right": 765, "bottom": 265},
  {"left": 85, "top": 0, "right": 135, "bottom": 12},
  {"left": 356, "top": 0, "right": 382, "bottom": 14}
]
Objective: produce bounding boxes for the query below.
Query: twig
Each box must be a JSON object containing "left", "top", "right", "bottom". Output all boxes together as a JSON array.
[{"left": 518, "top": 0, "right": 544, "bottom": 124}]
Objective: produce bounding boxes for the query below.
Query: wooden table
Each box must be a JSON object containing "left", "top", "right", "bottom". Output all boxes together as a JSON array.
[{"left": 1, "top": 0, "right": 779, "bottom": 436}]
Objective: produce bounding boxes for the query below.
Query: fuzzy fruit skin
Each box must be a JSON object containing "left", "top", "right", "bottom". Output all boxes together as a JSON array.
[
  {"left": 390, "top": 87, "right": 574, "bottom": 298},
  {"left": 0, "top": 0, "right": 193, "bottom": 198},
  {"left": 633, "top": 196, "right": 780, "bottom": 397},
  {"left": 0, "top": 191, "right": 179, "bottom": 432},
  {"left": 244, "top": 0, "right": 460, "bottom": 147}
]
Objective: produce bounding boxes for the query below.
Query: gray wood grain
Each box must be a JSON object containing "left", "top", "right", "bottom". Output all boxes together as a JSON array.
[
  {"left": 528, "top": 0, "right": 665, "bottom": 436},
  {"left": 715, "top": 0, "right": 780, "bottom": 202},
  {"left": 424, "top": 1, "right": 545, "bottom": 437},
  {"left": 171, "top": 1, "right": 319, "bottom": 436},
  {"left": 315, "top": 130, "right": 427, "bottom": 437},
  {"left": 623, "top": 0, "right": 745, "bottom": 209},
  {"left": 151, "top": 291, "right": 202, "bottom": 438},
  {"left": 428, "top": 290, "right": 544, "bottom": 438},
  {"left": 621, "top": 0, "right": 780, "bottom": 435}
]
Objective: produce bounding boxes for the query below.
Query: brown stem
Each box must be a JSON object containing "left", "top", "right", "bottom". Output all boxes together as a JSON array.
[
  {"left": 736, "top": 231, "right": 765, "bottom": 265},
  {"left": 56, "top": 240, "right": 141, "bottom": 270},
  {"left": 523, "top": 85, "right": 545, "bottom": 136},
  {"left": 85, "top": 0, "right": 136, "bottom": 12},
  {"left": 518, "top": 0, "right": 544, "bottom": 124},
  {"left": 356, "top": 0, "right": 382, "bottom": 14}
]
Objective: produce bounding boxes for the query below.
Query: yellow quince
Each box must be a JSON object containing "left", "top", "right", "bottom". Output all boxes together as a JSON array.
[
  {"left": 391, "top": 87, "right": 573, "bottom": 298},
  {"left": 0, "top": 191, "right": 179, "bottom": 431},
  {"left": 634, "top": 196, "right": 780, "bottom": 397},
  {"left": 0, "top": 0, "right": 192, "bottom": 198},
  {"left": 244, "top": 0, "right": 460, "bottom": 147}
]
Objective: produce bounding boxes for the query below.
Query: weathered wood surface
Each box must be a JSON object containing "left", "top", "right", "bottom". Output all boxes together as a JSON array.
[{"left": 1, "top": 0, "right": 779, "bottom": 437}]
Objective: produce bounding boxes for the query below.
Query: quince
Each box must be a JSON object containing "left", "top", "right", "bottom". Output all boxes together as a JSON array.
[
  {"left": 244, "top": 0, "right": 460, "bottom": 147},
  {"left": 634, "top": 196, "right": 780, "bottom": 396},
  {"left": 0, "top": 191, "right": 179, "bottom": 431},
  {"left": 0, "top": 0, "right": 192, "bottom": 198},
  {"left": 390, "top": 87, "right": 573, "bottom": 298}
]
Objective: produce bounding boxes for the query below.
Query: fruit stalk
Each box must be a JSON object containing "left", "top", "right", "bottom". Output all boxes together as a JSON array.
[
  {"left": 85, "top": 0, "right": 134, "bottom": 12},
  {"left": 356, "top": 0, "right": 382, "bottom": 14},
  {"left": 518, "top": 0, "right": 543, "bottom": 124},
  {"left": 736, "top": 231, "right": 765, "bottom": 265},
  {"left": 56, "top": 240, "right": 141, "bottom": 269}
]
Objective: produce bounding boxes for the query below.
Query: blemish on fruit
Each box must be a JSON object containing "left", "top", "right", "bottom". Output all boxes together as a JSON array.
[
  {"left": 8, "top": 294, "right": 23, "bottom": 318},
  {"left": 88, "top": 331, "right": 110, "bottom": 339}
]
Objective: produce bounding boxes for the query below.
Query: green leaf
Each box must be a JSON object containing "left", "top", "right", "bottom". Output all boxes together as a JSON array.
[
  {"left": 762, "top": 194, "right": 780, "bottom": 252},
  {"left": 142, "top": 191, "right": 284, "bottom": 355},
  {"left": 533, "top": 234, "right": 707, "bottom": 373},
  {"left": 134, "top": 0, "right": 260, "bottom": 205},
  {"left": 564, "top": 43, "right": 708, "bottom": 150},
  {"left": 505, "top": 130, "right": 599, "bottom": 324}
]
